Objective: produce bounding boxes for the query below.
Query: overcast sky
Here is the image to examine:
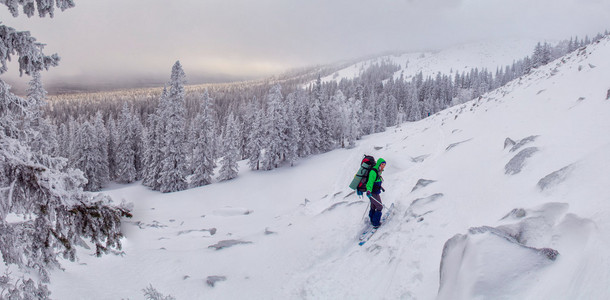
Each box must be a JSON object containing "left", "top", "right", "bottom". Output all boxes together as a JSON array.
[{"left": 1, "top": 0, "right": 609, "bottom": 92}]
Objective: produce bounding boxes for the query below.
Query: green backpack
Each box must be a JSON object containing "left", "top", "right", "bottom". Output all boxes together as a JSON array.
[{"left": 349, "top": 155, "right": 376, "bottom": 192}]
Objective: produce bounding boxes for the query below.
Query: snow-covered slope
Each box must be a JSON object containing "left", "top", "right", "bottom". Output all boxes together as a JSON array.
[
  {"left": 319, "top": 39, "right": 539, "bottom": 83},
  {"left": 50, "top": 37, "right": 610, "bottom": 299}
]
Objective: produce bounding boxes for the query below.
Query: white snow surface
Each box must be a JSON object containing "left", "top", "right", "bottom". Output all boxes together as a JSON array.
[
  {"left": 50, "top": 37, "right": 610, "bottom": 299},
  {"left": 317, "top": 39, "right": 539, "bottom": 84}
]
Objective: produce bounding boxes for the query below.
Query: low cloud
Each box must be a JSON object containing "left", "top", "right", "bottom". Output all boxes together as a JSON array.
[{"left": 1, "top": 0, "right": 608, "bottom": 92}]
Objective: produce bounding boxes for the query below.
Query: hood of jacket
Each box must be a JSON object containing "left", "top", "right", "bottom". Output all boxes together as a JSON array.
[{"left": 375, "top": 158, "right": 386, "bottom": 169}]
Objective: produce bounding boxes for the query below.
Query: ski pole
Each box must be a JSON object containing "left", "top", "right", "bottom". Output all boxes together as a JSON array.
[{"left": 367, "top": 194, "right": 389, "bottom": 211}]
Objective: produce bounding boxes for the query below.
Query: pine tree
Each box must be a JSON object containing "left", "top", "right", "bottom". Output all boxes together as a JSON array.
[
  {"left": 260, "top": 84, "right": 286, "bottom": 170},
  {"left": 305, "top": 85, "right": 323, "bottom": 155},
  {"left": 93, "top": 111, "right": 110, "bottom": 188},
  {"left": 131, "top": 112, "right": 145, "bottom": 180},
  {"left": 245, "top": 99, "right": 264, "bottom": 170},
  {"left": 190, "top": 89, "right": 217, "bottom": 187},
  {"left": 114, "top": 102, "right": 137, "bottom": 183},
  {"left": 73, "top": 121, "right": 106, "bottom": 191},
  {"left": 284, "top": 92, "right": 300, "bottom": 166},
  {"left": 0, "top": 3, "right": 131, "bottom": 297},
  {"left": 346, "top": 95, "right": 361, "bottom": 148},
  {"left": 57, "top": 122, "right": 70, "bottom": 158},
  {"left": 158, "top": 61, "right": 188, "bottom": 193},
  {"left": 293, "top": 89, "right": 314, "bottom": 158},
  {"left": 22, "top": 71, "right": 57, "bottom": 155},
  {"left": 329, "top": 89, "right": 347, "bottom": 148},
  {"left": 141, "top": 115, "right": 160, "bottom": 188},
  {"left": 218, "top": 112, "right": 240, "bottom": 181},
  {"left": 142, "top": 87, "right": 167, "bottom": 190},
  {"left": 106, "top": 117, "right": 118, "bottom": 180}
]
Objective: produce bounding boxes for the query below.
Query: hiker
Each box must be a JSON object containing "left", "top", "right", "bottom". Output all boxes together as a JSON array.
[{"left": 366, "top": 158, "right": 386, "bottom": 228}]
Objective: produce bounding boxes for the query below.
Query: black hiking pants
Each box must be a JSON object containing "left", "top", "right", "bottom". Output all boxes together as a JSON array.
[
  {"left": 368, "top": 194, "right": 383, "bottom": 226},
  {"left": 369, "top": 193, "right": 383, "bottom": 211}
]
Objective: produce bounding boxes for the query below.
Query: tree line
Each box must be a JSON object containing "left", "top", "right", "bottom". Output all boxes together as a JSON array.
[{"left": 36, "top": 31, "right": 609, "bottom": 194}]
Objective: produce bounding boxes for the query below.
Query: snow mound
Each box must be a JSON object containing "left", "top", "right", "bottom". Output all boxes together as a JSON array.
[
  {"left": 439, "top": 201, "right": 602, "bottom": 299},
  {"left": 439, "top": 225, "right": 558, "bottom": 300}
]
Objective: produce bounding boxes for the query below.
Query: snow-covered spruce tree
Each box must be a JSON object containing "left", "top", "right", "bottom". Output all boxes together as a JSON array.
[
  {"left": 345, "top": 95, "right": 361, "bottom": 148},
  {"left": 318, "top": 83, "right": 336, "bottom": 152},
  {"left": 260, "top": 84, "right": 286, "bottom": 170},
  {"left": 158, "top": 61, "right": 188, "bottom": 193},
  {"left": 72, "top": 121, "right": 107, "bottom": 191},
  {"left": 361, "top": 88, "right": 376, "bottom": 134},
  {"left": 114, "top": 102, "right": 137, "bottom": 183},
  {"left": 385, "top": 93, "right": 399, "bottom": 127},
  {"left": 293, "top": 89, "right": 314, "bottom": 158},
  {"left": 327, "top": 89, "right": 346, "bottom": 148},
  {"left": 56, "top": 122, "right": 70, "bottom": 158},
  {"left": 22, "top": 71, "right": 58, "bottom": 156},
  {"left": 0, "top": 2, "right": 131, "bottom": 298},
  {"left": 131, "top": 112, "right": 145, "bottom": 180},
  {"left": 308, "top": 76, "right": 324, "bottom": 154},
  {"left": 330, "top": 89, "right": 349, "bottom": 148},
  {"left": 245, "top": 99, "right": 264, "bottom": 170},
  {"left": 283, "top": 92, "right": 299, "bottom": 166},
  {"left": 189, "top": 89, "right": 217, "bottom": 187},
  {"left": 142, "top": 112, "right": 161, "bottom": 189},
  {"left": 374, "top": 92, "right": 387, "bottom": 132},
  {"left": 106, "top": 117, "right": 118, "bottom": 180},
  {"left": 93, "top": 111, "right": 110, "bottom": 186},
  {"left": 217, "top": 112, "right": 239, "bottom": 181},
  {"left": 142, "top": 87, "right": 169, "bottom": 190}
]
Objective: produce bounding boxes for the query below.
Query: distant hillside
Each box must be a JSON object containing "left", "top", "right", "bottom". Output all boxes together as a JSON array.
[{"left": 316, "top": 39, "right": 540, "bottom": 84}]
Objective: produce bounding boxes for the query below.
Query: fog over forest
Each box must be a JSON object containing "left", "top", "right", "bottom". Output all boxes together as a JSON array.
[{"left": 1, "top": 0, "right": 609, "bottom": 94}]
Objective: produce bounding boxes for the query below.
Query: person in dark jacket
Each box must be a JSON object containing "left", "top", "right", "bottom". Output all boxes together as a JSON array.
[{"left": 366, "top": 158, "right": 386, "bottom": 228}]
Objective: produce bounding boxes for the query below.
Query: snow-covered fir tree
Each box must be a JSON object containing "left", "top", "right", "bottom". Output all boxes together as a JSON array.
[
  {"left": 260, "top": 84, "right": 286, "bottom": 170},
  {"left": 158, "top": 61, "right": 189, "bottom": 193},
  {"left": 190, "top": 89, "right": 217, "bottom": 187},
  {"left": 73, "top": 121, "right": 107, "bottom": 191},
  {"left": 142, "top": 87, "right": 167, "bottom": 190},
  {"left": 114, "top": 102, "right": 137, "bottom": 183},
  {"left": 329, "top": 89, "right": 350, "bottom": 148},
  {"left": 131, "top": 113, "right": 145, "bottom": 180},
  {"left": 106, "top": 117, "right": 118, "bottom": 180},
  {"left": 0, "top": 3, "right": 131, "bottom": 298},
  {"left": 283, "top": 92, "right": 300, "bottom": 166},
  {"left": 345, "top": 94, "right": 361, "bottom": 148},
  {"left": 217, "top": 112, "right": 240, "bottom": 181},
  {"left": 245, "top": 99, "right": 264, "bottom": 170},
  {"left": 328, "top": 89, "right": 347, "bottom": 147},
  {"left": 292, "top": 89, "right": 313, "bottom": 158},
  {"left": 22, "top": 72, "right": 57, "bottom": 155},
  {"left": 94, "top": 111, "right": 110, "bottom": 184},
  {"left": 308, "top": 76, "right": 325, "bottom": 154}
]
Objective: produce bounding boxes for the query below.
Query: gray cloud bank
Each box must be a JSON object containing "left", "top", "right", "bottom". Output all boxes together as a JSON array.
[{"left": 1, "top": 0, "right": 609, "bottom": 93}]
